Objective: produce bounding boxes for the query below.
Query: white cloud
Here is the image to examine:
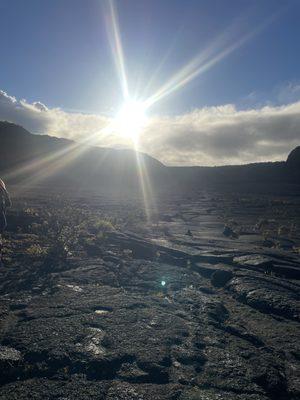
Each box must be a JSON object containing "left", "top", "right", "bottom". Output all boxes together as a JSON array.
[
  {"left": 141, "top": 102, "right": 300, "bottom": 165},
  {"left": 0, "top": 89, "right": 299, "bottom": 166},
  {"left": 276, "top": 81, "right": 300, "bottom": 104}
]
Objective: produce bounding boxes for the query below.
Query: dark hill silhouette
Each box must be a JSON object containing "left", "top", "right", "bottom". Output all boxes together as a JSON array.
[
  {"left": 0, "top": 121, "right": 165, "bottom": 191},
  {"left": 287, "top": 146, "right": 300, "bottom": 169},
  {"left": 0, "top": 121, "right": 299, "bottom": 191}
]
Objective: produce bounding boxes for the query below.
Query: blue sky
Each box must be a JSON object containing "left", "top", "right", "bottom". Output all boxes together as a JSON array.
[
  {"left": 0, "top": 0, "right": 300, "bottom": 165},
  {"left": 1, "top": 0, "right": 300, "bottom": 114}
]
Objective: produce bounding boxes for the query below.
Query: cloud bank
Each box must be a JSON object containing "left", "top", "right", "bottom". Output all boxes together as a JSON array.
[{"left": 0, "top": 89, "right": 299, "bottom": 166}]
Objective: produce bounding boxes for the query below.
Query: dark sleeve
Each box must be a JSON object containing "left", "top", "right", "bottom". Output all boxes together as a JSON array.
[{"left": 4, "top": 190, "right": 12, "bottom": 208}]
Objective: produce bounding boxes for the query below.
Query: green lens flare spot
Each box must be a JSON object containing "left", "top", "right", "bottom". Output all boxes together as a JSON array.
[{"left": 161, "top": 280, "right": 166, "bottom": 286}]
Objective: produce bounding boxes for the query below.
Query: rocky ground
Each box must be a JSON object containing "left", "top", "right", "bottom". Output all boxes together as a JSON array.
[{"left": 0, "top": 187, "right": 299, "bottom": 400}]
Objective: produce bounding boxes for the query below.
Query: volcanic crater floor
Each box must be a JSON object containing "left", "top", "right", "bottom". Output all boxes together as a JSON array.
[{"left": 0, "top": 188, "right": 299, "bottom": 400}]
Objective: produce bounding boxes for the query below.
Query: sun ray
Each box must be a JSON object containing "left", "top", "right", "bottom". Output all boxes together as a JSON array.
[
  {"left": 101, "top": 0, "right": 159, "bottom": 220},
  {"left": 133, "top": 143, "right": 157, "bottom": 223},
  {"left": 145, "top": 11, "right": 280, "bottom": 109},
  {"left": 11, "top": 4, "right": 280, "bottom": 207},
  {"left": 5, "top": 124, "right": 114, "bottom": 194},
  {"left": 105, "top": 0, "right": 129, "bottom": 100}
]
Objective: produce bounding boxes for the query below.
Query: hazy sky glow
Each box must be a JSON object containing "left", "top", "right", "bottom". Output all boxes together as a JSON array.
[{"left": 0, "top": 0, "right": 300, "bottom": 165}]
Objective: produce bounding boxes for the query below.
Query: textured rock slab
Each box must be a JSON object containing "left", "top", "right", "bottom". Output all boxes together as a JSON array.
[
  {"left": 228, "top": 275, "right": 300, "bottom": 321},
  {"left": 1, "top": 188, "right": 300, "bottom": 399}
]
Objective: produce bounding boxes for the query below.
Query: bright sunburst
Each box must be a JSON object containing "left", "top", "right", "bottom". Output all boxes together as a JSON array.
[{"left": 115, "top": 100, "right": 147, "bottom": 142}]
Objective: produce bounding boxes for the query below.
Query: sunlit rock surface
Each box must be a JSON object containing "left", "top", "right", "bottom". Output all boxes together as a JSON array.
[{"left": 0, "top": 188, "right": 299, "bottom": 399}]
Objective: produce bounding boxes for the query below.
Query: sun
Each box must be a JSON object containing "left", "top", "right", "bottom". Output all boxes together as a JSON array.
[{"left": 115, "top": 100, "right": 147, "bottom": 142}]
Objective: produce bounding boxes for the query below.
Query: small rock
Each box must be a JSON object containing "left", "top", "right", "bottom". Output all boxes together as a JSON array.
[
  {"left": 234, "top": 255, "right": 273, "bottom": 269},
  {"left": 117, "top": 362, "right": 148, "bottom": 382},
  {"left": 66, "top": 284, "right": 83, "bottom": 292},
  {"left": 0, "top": 346, "right": 22, "bottom": 361},
  {"left": 94, "top": 309, "right": 110, "bottom": 315},
  {"left": 223, "top": 225, "right": 239, "bottom": 238},
  {"left": 211, "top": 270, "right": 233, "bottom": 287}
]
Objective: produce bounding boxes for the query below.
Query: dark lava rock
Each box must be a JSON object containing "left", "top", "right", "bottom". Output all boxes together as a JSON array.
[
  {"left": 223, "top": 225, "right": 239, "bottom": 238},
  {"left": 228, "top": 275, "right": 300, "bottom": 321},
  {"left": 233, "top": 254, "right": 300, "bottom": 279},
  {"left": 193, "top": 262, "right": 232, "bottom": 278},
  {"left": 0, "top": 346, "right": 23, "bottom": 385},
  {"left": 234, "top": 255, "right": 273, "bottom": 268},
  {"left": 179, "top": 387, "right": 268, "bottom": 400},
  {"left": 0, "top": 378, "right": 109, "bottom": 400},
  {"left": 1, "top": 189, "right": 300, "bottom": 400},
  {"left": 211, "top": 269, "right": 233, "bottom": 287}
]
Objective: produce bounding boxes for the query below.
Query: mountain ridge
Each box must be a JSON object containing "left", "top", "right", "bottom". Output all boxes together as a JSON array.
[{"left": 0, "top": 121, "right": 299, "bottom": 190}]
